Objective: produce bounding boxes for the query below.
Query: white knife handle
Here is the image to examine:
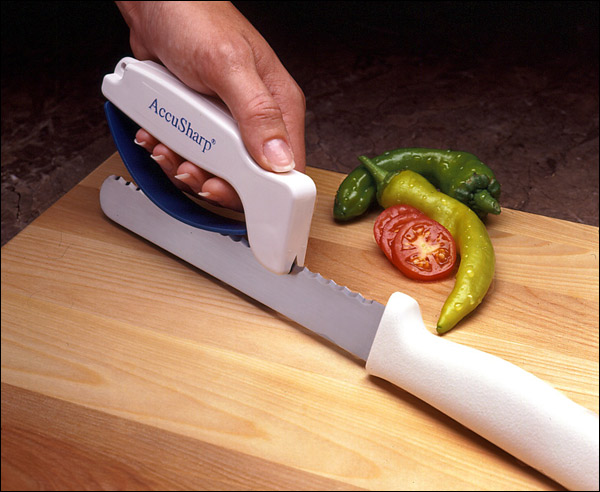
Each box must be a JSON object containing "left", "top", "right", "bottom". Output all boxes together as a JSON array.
[
  {"left": 366, "top": 292, "right": 599, "bottom": 491},
  {"left": 102, "top": 57, "right": 316, "bottom": 274}
]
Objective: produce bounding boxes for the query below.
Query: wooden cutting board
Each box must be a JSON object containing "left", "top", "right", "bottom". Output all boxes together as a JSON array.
[{"left": 2, "top": 153, "right": 598, "bottom": 490}]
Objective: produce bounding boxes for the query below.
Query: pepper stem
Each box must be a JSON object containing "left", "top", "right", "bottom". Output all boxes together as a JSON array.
[{"left": 358, "top": 155, "right": 388, "bottom": 193}]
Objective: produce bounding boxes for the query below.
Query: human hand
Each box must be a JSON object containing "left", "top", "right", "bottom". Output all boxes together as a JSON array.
[{"left": 116, "top": 1, "right": 306, "bottom": 211}]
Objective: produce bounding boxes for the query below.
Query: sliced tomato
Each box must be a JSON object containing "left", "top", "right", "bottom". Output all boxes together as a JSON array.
[
  {"left": 391, "top": 218, "right": 457, "bottom": 281},
  {"left": 374, "top": 205, "right": 426, "bottom": 260}
]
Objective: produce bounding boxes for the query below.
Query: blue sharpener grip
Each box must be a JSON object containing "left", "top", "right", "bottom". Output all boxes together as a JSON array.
[{"left": 104, "top": 101, "right": 247, "bottom": 236}]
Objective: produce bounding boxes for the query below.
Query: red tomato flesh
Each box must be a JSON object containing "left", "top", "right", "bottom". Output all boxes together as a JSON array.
[
  {"left": 391, "top": 218, "right": 457, "bottom": 281},
  {"left": 373, "top": 205, "right": 427, "bottom": 260}
]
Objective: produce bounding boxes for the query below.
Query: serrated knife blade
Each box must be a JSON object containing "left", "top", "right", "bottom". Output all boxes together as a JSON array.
[{"left": 100, "top": 175, "right": 385, "bottom": 361}]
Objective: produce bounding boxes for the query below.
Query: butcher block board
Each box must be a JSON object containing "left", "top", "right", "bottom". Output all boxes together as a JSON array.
[{"left": 2, "top": 153, "right": 598, "bottom": 491}]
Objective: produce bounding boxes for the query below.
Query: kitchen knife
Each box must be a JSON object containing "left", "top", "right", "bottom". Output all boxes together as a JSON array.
[{"left": 100, "top": 58, "right": 599, "bottom": 490}]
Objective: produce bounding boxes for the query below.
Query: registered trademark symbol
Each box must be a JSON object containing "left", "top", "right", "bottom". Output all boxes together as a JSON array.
[{"left": 211, "top": 139, "right": 216, "bottom": 145}]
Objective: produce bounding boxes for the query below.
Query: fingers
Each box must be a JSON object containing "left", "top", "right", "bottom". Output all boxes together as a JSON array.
[
  {"left": 135, "top": 129, "right": 242, "bottom": 211},
  {"left": 176, "top": 162, "right": 243, "bottom": 212},
  {"left": 134, "top": 129, "right": 157, "bottom": 153}
]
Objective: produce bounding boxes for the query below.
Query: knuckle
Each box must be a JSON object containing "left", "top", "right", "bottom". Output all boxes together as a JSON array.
[
  {"left": 287, "top": 81, "right": 306, "bottom": 110},
  {"left": 268, "top": 76, "right": 306, "bottom": 113},
  {"left": 243, "top": 94, "right": 283, "bottom": 126},
  {"left": 204, "top": 38, "right": 252, "bottom": 73}
]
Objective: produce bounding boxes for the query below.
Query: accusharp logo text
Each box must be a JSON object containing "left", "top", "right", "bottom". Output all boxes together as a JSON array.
[{"left": 148, "top": 98, "right": 215, "bottom": 152}]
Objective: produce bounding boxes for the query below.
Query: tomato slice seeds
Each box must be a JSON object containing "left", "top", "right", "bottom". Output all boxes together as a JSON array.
[
  {"left": 373, "top": 205, "right": 427, "bottom": 260},
  {"left": 374, "top": 205, "right": 458, "bottom": 281}
]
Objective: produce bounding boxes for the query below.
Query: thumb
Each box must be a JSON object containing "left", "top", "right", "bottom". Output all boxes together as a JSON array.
[
  {"left": 209, "top": 62, "right": 302, "bottom": 173},
  {"left": 224, "top": 86, "right": 298, "bottom": 173}
]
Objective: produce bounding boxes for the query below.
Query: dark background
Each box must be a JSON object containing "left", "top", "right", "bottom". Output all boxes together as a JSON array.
[{"left": 2, "top": 1, "right": 598, "bottom": 245}]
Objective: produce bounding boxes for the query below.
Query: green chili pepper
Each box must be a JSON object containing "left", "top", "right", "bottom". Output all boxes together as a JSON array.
[
  {"left": 360, "top": 155, "right": 495, "bottom": 334},
  {"left": 332, "top": 166, "right": 377, "bottom": 221},
  {"left": 333, "top": 148, "right": 501, "bottom": 221}
]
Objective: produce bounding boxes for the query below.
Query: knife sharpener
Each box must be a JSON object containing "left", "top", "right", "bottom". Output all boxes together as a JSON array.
[{"left": 101, "top": 57, "right": 316, "bottom": 275}]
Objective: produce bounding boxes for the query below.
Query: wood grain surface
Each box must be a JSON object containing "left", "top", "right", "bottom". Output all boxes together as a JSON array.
[{"left": 2, "top": 153, "right": 598, "bottom": 491}]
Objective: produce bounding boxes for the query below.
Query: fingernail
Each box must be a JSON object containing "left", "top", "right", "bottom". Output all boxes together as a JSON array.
[
  {"left": 134, "top": 138, "right": 145, "bottom": 147},
  {"left": 174, "top": 173, "right": 191, "bottom": 181},
  {"left": 263, "top": 138, "right": 295, "bottom": 172},
  {"left": 197, "top": 191, "right": 212, "bottom": 199},
  {"left": 150, "top": 154, "right": 165, "bottom": 163}
]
